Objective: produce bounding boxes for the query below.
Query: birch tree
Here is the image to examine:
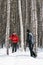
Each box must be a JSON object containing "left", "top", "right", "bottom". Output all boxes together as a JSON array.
[
  {"left": 31, "top": 0, "right": 38, "bottom": 54},
  {"left": 5, "top": 0, "right": 10, "bottom": 55},
  {"left": 24, "top": 0, "right": 28, "bottom": 50},
  {"left": 18, "top": 0, "right": 24, "bottom": 51},
  {"left": 35, "top": 0, "right": 38, "bottom": 53}
]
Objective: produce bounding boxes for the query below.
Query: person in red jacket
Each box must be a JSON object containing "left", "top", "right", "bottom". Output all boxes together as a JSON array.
[{"left": 9, "top": 33, "right": 19, "bottom": 53}]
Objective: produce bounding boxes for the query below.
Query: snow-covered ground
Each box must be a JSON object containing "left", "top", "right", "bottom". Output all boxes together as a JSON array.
[{"left": 0, "top": 47, "right": 43, "bottom": 65}]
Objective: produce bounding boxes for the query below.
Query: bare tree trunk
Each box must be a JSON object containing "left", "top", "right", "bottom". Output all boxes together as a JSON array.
[
  {"left": 5, "top": 0, "right": 10, "bottom": 55},
  {"left": 31, "top": 0, "right": 38, "bottom": 54},
  {"left": 37, "top": 0, "right": 42, "bottom": 48},
  {"left": 24, "top": 0, "right": 28, "bottom": 51},
  {"left": 18, "top": 0, "right": 24, "bottom": 51},
  {"left": 42, "top": 1, "right": 43, "bottom": 47}
]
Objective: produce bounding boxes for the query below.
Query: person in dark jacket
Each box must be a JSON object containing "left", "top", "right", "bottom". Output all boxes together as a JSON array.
[
  {"left": 9, "top": 33, "right": 19, "bottom": 53},
  {"left": 27, "top": 29, "right": 37, "bottom": 58}
]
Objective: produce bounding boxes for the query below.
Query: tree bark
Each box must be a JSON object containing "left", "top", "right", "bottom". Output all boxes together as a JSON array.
[
  {"left": 5, "top": 0, "right": 10, "bottom": 55},
  {"left": 31, "top": 0, "right": 38, "bottom": 54},
  {"left": 42, "top": 1, "right": 43, "bottom": 47},
  {"left": 18, "top": 0, "right": 24, "bottom": 51},
  {"left": 24, "top": 0, "right": 28, "bottom": 51}
]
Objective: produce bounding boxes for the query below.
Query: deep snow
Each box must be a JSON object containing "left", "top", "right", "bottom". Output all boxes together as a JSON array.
[{"left": 0, "top": 47, "right": 43, "bottom": 65}]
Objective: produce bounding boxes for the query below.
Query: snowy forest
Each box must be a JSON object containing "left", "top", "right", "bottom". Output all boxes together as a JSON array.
[
  {"left": 0, "top": 0, "right": 43, "bottom": 54},
  {"left": 0, "top": 0, "right": 43, "bottom": 65}
]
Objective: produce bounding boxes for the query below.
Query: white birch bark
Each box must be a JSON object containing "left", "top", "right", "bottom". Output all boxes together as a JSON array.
[
  {"left": 5, "top": 0, "right": 10, "bottom": 55},
  {"left": 26, "top": 0, "right": 28, "bottom": 25},
  {"left": 35, "top": 0, "right": 38, "bottom": 53},
  {"left": 24, "top": 0, "right": 28, "bottom": 50},
  {"left": 18, "top": 0, "right": 24, "bottom": 51}
]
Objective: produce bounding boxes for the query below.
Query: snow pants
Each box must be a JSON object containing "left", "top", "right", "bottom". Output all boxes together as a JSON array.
[
  {"left": 29, "top": 43, "right": 36, "bottom": 57},
  {"left": 12, "top": 43, "right": 17, "bottom": 53}
]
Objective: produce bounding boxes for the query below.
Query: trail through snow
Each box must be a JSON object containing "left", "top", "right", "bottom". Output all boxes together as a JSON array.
[{"left": 0, "top": 47, "right": 43, "bottom": 65}]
